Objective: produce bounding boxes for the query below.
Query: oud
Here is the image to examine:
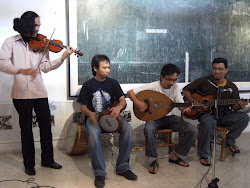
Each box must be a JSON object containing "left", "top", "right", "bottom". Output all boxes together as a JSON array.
[{"left": 133, "top": 90, "right": 205, "bottom": 121}]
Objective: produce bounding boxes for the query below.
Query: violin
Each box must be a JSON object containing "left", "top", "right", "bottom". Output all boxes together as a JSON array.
[{"left": 29, "top": 34, "right": 83, "bottom": 56}]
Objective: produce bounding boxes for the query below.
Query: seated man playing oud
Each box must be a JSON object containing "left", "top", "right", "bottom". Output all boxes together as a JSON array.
[
  {"left": 182, "top": 57, "right": 249, "bottom": 166},
  {"left": 127, "top": 63, "right": 198, "bottom": 174}
]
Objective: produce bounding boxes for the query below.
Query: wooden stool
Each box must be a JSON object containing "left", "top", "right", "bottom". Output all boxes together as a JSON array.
[
  {"left": 156, "top": 129, "right": 181, "bottom": 154},
  {"left": 197, "top": 124, "right": 230, "bottom": 161}
]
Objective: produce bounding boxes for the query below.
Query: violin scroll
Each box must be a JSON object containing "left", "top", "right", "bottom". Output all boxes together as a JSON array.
[{"left": 73, "top": 48, "right": 83, "bottom": 57}]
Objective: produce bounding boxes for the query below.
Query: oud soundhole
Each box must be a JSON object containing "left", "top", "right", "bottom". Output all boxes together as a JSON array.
[{"left": 154, "top": 101, "right": 161, "bottom": 109}]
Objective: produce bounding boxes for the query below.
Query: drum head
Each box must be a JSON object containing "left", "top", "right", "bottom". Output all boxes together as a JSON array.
[
  {"left": 99, "top": 115, "right": 119, "bottom": 132},
  {"left": 65, "top": 123, "right": 79, "bottom": 154}
]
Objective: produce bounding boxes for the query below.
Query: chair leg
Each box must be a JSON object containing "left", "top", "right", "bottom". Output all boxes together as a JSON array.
[
  {"left": 197, "top": 125, "right": 201, "bottom": 155},
  {"left": 220, "top": 129, "right": 227, "bottom": 161},
  {"left": 168, "top": 132, "right": 172, "bottom": 154},
  {"left": 198, "top": 124, "right": 228, "bottom": 161}
]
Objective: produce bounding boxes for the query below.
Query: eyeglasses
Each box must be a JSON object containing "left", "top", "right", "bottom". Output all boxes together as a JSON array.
[
  {"left": 212, "top": 67, "right": 226, "bottom": 71},
  {"left": 163, "top": 77, "right": 178, "bottom": 82}
]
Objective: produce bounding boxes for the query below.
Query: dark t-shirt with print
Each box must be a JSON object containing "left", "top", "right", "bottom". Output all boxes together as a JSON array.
[{"left": 77, "top": 77, "right": 124, "bottom": 114}]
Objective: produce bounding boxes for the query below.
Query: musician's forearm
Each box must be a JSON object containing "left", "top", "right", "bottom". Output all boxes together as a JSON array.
[
  {"left": 117, "top": 95, "right": 126, "bottom": 109},
  {"left": 117, "top": 101, "right": 126, "bottom": 111},
  {"left": 127, "top": 90, "right": 140, "bottom": 104},
  {"left": 233, "top": 103, "right": 245, "bottom": 111},
  {"left": 80, "top": 104, "right": 95, "bottom": 117},
  {"left": 183, "top": 90, "right": 195, "bottom": 103}
]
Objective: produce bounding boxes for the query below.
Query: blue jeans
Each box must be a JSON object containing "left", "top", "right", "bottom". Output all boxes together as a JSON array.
[
  {"left": 198, "top": 111, "right": 249, "bottom": 159},
  {"left": 144, "top": 115, "right": 198, "bottom": 159},
  {"left": 85, "top": 116, "right": 133, "bottom": 177}
]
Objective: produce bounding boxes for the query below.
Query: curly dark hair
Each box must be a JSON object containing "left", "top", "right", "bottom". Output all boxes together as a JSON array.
[{"left": 13, "top": 11, "right": 39, "bottom": 36}]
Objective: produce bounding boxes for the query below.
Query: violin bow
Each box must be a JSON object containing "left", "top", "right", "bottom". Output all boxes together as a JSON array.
[{"left": 35, "top": 28, "right": 56, "bottom": 70}]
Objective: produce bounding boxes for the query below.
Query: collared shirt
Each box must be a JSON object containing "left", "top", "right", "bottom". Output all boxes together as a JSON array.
[
  {"left": 0, "top": 34, "right": 63, "bottom": 99},
  {"left": 183, "top": 75, "right": 240, "bottom": 119}
]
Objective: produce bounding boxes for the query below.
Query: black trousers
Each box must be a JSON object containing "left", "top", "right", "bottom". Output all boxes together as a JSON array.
[{"left": 13, "top": 98, "right": 54, "bottom": 168}]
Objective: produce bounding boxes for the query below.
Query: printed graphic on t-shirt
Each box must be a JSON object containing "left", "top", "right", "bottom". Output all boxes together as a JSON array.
[{"left": 92, "top": 89, "right": 111, "bottom": 113}]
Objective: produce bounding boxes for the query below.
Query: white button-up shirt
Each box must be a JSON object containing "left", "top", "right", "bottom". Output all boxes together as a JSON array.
[{"left": 0, "top": 34, "right": 63, "bottom": 99}]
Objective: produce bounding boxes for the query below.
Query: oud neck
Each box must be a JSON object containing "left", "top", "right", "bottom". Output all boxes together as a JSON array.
[{"left": 174, "top": 103, "right": 192, "bottom": 108}]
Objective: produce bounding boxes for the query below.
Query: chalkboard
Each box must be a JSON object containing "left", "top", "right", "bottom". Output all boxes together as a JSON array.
[{"left": 73, "top": 0, "right": 250, "bottom": 85}]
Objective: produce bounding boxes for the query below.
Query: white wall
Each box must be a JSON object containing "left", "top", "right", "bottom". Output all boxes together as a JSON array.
[
  {"left": 0, "top": 0, "right": 78, "bottom": 146},
  {"left": 0, "top": 0, "right": 68, "bottom": 102}
]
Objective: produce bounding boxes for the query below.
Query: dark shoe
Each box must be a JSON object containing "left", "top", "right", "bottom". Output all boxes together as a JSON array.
[
  {"left": 94, "top": 176, "right": 105, "bottom": 188},
  {"left": 200, "top": 158, "right": 211, "bottom": 166},
  {"left": 41, "top": 162, "right": 62, "bottom": 169},
  {"left": 117, "top": 170, "right": 138, "bottom": 181},
  {"left": 25, "top": 167, "right": 36, "bottom": 176}
]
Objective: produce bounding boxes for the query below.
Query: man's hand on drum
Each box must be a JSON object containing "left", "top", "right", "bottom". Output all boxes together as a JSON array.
[{"left": 109, "top": 106, "right": 121, "bottom": 119}]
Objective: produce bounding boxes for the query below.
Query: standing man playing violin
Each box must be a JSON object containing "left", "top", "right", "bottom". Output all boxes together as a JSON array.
[
  {"left": 0, "top": 11, "right": 74, "bottom": 175},
  {"left": 183, "top": 58, "right": 249, "bottom": 166},
  {"left": 127, "top": 64, "right": 198, "bottom": 174},
  {"left": 77, "top": 55, "right": 137, "bottom": 188}
]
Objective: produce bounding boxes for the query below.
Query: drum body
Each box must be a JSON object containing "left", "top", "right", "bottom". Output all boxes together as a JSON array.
[
  {"left": 65, "top": 123, "right": 88, "bottom": 155},
  {"left": 98, "top": 111, "right": 122, "bottom": 133}
]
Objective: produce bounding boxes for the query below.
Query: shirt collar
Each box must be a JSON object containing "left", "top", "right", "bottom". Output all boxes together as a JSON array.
[{"left": 15, "top": 34, "right": 23, "bottom": 42}]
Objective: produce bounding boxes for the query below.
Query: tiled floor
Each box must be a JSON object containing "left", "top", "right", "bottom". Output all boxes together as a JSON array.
[{"left": 0, "top": 133, "right": 249, "bottom": 188}]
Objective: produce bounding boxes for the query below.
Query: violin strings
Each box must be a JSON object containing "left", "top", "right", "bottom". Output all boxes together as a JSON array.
[{"left": 35, "top": 28, "right": 56, "bottom": 70}]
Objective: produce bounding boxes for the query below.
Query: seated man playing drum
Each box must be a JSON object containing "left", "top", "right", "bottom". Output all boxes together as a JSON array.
[{"left": 77, "top": 54, "right": 138, "bottom": 188}]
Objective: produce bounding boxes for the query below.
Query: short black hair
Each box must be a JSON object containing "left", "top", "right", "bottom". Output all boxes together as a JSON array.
[
  {"left": 212, "top": 57, "right": 228, "bottom": 68},
  {"left": 13, "top": 11, "right": 39, "bottom": 36},
  {"left": 160, "top": 63, "right": 180, "bottom": 77},
  {"left": 91, "top": 55, "right": 110, "bottom": 76}
]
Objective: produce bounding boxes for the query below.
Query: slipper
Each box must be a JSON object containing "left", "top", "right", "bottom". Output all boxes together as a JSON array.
[
  {"left": 228, "top": 145, "right": 240, "bottom": 154},
  {"left": 200, "top": 158, "right": 210, "bottom": 166},
  {"left": 148, "top": 160, "right": 159, "bottom": 174},
  {"left": 169, "top": 157, "right": 189, "bottom": 167}
]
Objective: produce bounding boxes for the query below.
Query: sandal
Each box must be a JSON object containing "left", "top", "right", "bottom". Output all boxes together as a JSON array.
[
  {"left": 228, "top": 145, "right": 240, "bottom": 154},
  {"left": 148, "top": 160, "right": 159, "bottom": 174},
  {"left": 200, "top": 158, "right": 210, "bottom": 166},
  {"left": 169, "top": 157, "right": 189, "bottom": 167}
]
